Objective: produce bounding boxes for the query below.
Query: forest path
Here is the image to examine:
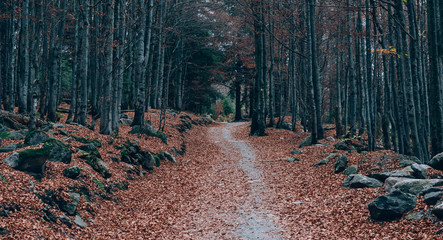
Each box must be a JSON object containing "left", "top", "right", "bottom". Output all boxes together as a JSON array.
[{"left": 175, "top": 122, "right": 283, "bottom": 239}]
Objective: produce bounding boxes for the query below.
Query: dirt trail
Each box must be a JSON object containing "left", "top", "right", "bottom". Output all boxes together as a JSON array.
[{"left": 174, "top": 122, "right": 282, "bottom": 239}]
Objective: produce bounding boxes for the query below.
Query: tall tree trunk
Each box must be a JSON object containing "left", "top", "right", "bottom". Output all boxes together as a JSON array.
[{"left": 77, "top": 0, "right": 90, "bottom": 126}]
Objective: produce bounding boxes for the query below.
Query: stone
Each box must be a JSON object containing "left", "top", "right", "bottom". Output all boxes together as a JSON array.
[
  {"left": 74, "top": 215, "right": 87, "bottom": 228},
  {"left": 24, "top": 130, "right": 50, "bottom": 146},
  {"left": 63, "top": 166, "right": 81, "bottom": 179},
  {"left": 400, "top": 159, "right": 417, "bottom": 167},
  {"left": 130, "top": 125, "right": 167, "bottom": 144},
  {"left": 291, "top": 149, "right": 303, "bottom": 155},
  {"left": 164, "top": 151, "right": 177, "bottom": 163},
  {"left": 368, "top": 190, "right": 416, "bottom": 221},
  {"left": 393, "top": 179, "right": 443, "bottom": 195},
  {"left": 139, "top": 152, "right": 155, "bottom": 171},
  {"left": 286, "top": 157, "right": 300, "bottom": 162},
  {"left": 411, "top": 163, "right": 431, "bottom": 179},
  {"left": 314, "top": 153, "right": 337, "bottom": 167},
  {"left": 63, "top": 193, "right": 81, "bottom": 216},
  {"left": 367, "top": 170, "right": 414, "bottom": 182},
  {"left": 342, "top": 174, "right": 383, "bottom": 188},
  {"left": 6, "top": 131, "right": 25, "bottom": 140},
  {"left": 53, "top": 123, "right": 66, "bottom": 128},
  {"left": 299, "top": 135, "right": 312, "bottom": 148},
  {"left": 424, "top": 191, "right": 443, "bottom": 205},
  {"left": 3, "top": 147, "right": 51, "bottom": 178},
  {"left": 401, "top": 166, "right": 414, "bottom": 173},
  {"left": 44, "top": 139, "right": 72, "bottom": 164},
  {"left": 326, "top": 136, "right": 335, "bottom": 142},
  {"left": 280, "top": 122, "right": 292, "bottom": 130},
  {"left": 59, "top": 129, "right": 69, "bottom": 136},
  {"left": 0, "top": 144, "right": 19, "bottom": 153},
  {"left": 343, "top": 165, "right": 358, "bottom": 175},
  {"left": 334, "top": 154, "right": 348, "bottom": 174},
  {"left": 384, "top": 177, "right": 411, "bottom": 193},
  {"left": 78, "top": 143, "right": 101, "bottom": 159},
  {"left": 119, "top": 118, "right": 133, "bottom": 125},
  {"left": 429, "top": 152, "right": 443, "bottom": 171},
  {"left": 432, "top": 204, "right": 443, "bottom": 219},
  {"left": 334, "top": 141, "right": 350, "bottom": 151},
  {"left": 0, "top": 124, "right": 8, "bottom": 133},
  {"left": 40, "top": 123, "right": 53, "bottom": 132},
  {"left": 420, "top": 187, "right": 443, "bottom": 196},
  {"left": 405, "top": 211, "right": 425, "bottom": 220},
  {"left": 86, "top": 158, "right": 112, "bottom": 179},
  {"left": 59, "top": 215, "right": 72, "bottom": 228}
]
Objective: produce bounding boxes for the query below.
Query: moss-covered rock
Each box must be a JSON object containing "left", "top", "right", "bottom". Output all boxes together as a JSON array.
[
  {"left": 24, "top": 130, "right": 49, "bottom": 146},
  {"left": 63, "top": 166, "right": 81, "bottom": 179},
  {"left": 130, "top": 125, "right": 167, "bottom": 144},
  {"left": 44, "top": 139, "right": 72, "bottom": 164},
  {"left": 3, "top": 145, "right": 53, "bottom": 178},
  {"left": 86, "top": 157, "right": 111, "bottom": 179}
]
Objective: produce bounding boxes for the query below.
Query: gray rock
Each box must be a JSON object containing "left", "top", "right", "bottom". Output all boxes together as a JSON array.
[
  {"left": 400, "top": 159, "right": 417, "bottom": 167},
  {"left": 393, "top": 179, "right": 443, "bottom": 195},
  {"left": 6, "top": 131, "right": 24, "bottom": 140},
  {"left": 368, "top": 170, "right": 414, "bottom": 182},
  {"left": 401, "top": 166, "right": 414, "bottom": 173},
  {"left": 3, "top": 148, "right": 50, "bottom": 177},
  {"left": 334, "top": 141, "right": 350, "bottom": 151},
  {"left": 432, "top": 204, "right": 443, "bottom": 219},
  {"left": 334, "top": 154, "right": 348, "bottom": 174},
  {"left": 63, "top": 166, "right": 81, "bottom": 179},
  {"left": 424, "top": 191, "right": 443, "bottom": 205},
  {"left": 164, "top": 151, "right": 176, "bottom": 163},
  {"left": 119, "top": 119, "right": 133, "bottom": 125},
  {"left": 59, "top": 215, "right": 72, "bottom": 228},
  {"left": 130, "top": 125, "right": 167, "bottom": 144},
  {"left": 286, "top": 157, "right": 300, "bottom": 162},
  {"left": 0, "top": 144, "right": 19, "bottom": 153},
  {"left": 0, "top": 227, "right": 10, "bottom": 236},
  {"left": 314, "top": 153, "right": 337, "bottom": 167},
  {"left": 405, "top": 211, "right": 425, "bottom": 220},
  {"left": 342, "top": 174, "right": 383, "bottom": 188},
  {"left": 24, "top": 130, "right": 50, "bottom": 146},
  {"left": 280, "top": 122, "right": 292, "bottom": 130},
  {"left": 429, "top": 152, "right": 443, "bottom": 171},
  {"left": 74, "top": 215, "right": 87, "bottom": 228},
  {"left": 291, "top": 149, "right": 303, "bottom": 155},
  {"left": 78, "top": 143, "right": 101, "bottom": 159},
  {"left": 326, "top": 136, "right": 335, "bottom": 142},
  {"left": 0, "top": 124, "right": 8, "bottom": 133},
  {"left": 411, "top": 163, "right": 431, "bottom": 179},
  {"left": 59, "top": 129, "right": 69, "bottom": 136},
  {"left": 420, "top": 187, "right": 443, "bottom": 196},
  {"left": 86, "top": 158, "right": 111, "bottom": 179},
  {"left": 299, "top": 135, "right": 312, "bottom": 148},
  {"left": 368, "top": 190, "right": 416, "bottom": 221},
  {"left": 53, "top": 123, "right": 66, "bottom": 128},
  {"left": 384, "top": 177, "right": 411, "bottom": 193},
  {"left": 343, "top": 165, "right": 358, "bottom": 175},
  {"left": 139, "top": 152, "right": 155, "bottom": 171},
  {"left": 45, "top": 139, "right": 72, "bottom": 164},
  {"left": 63, "top": 193, "right": 81, "bottom": 216}
]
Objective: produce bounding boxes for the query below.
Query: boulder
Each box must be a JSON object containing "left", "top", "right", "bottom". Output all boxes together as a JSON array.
[
  {"left": 342, "top": 174, "right": 383, "bottom": 188},
  {"left": 334, "top": 141, "right": 350, "bottom": 151},
  {"left": 0, "top": 227, "right": 10, "bottom": 236},
  {"left": 139, "top": 152, "right": 155, "bottom": 171},
  {"left": 78, "top": 143, "right": 101, "bottom": 159},
  {"left": 326, "top": 136, "right": 335, "bottom": 142},
  {"left": 74, "top": 215, "right": 87, "bottom": 228},
  {"left": 59, "top": 129, "right": 69, "bottom": 136},
  {"left": 60, "top": 215, "right": 72, "bottom": 228},
  {"left": 424, "top": 191, "right": 443, "bottom": 205},
  {"left": 53, "top": 123, "right": 66, "bottom": 128},
  {"left": 86, "top": 158, "right": 111, "bottom": 179},
  {"left": 343, "top": 165, "right": 358, "bottom": 175},
  {"left": 3, "top": 146, "right": 53, "bottom": 178},
  {"left": 0, "top": 124, "right": 8, "bottom": 133},
  {"left": 393, "top": 179, "right": 443, "bottom": 195},
  {"left": 432, "top": 204, "right": 443, "bottom": 219},
  {"left": 400, "top": 159, "right": 417, "bottom": 167},
  {"left": 299, "top": 135, "right": 312, "bottom": 148},
  {"left": 405, "top": 211, "right": 425, "bottom": 220},
  {"left": 0, "top": 144, "right": 19, "bottom": 153},
  {"left": 291, "top": 149, "right": 303, "bottom": 155},
  {"left": 24, "top": 130, "right": 50, "bottom": 146},
  {"left": 411, "top": 163, "right": 431, "bottom": 179},
  {"left": 368, "top": 190, "right": 416, "bottom": 221},
  {"left": 314, "top": 153, "right": 337, "bottom": 167},
  {"left": 420, "top": 187, "right": 443, "bottom": 196},
  {"left": 63, "top": 166, "right": 81, "bottom": 179},
  {"left": 286, "top": 157, "right": 300, "bottom": 162},
  {"left": 164, "top": 151, "right": 177, "bottom": 163},
  {"left": 280, "top": 122, "right": 292, "bottom": 130},
  {"left": 119, "top": 118, "right": 133, "bottom": 125},
  {"left": 130, "top": 125, "right": 167, "bottom": 144},
  {"left": 6, "top": 131, "right": 25, "bottom": 140},
  {"left": 368, "top": 170, "right": 414, "bottom": 182},
  {"left": 63, "top": 193, "right": 81, "bottom": 216},
  {"left": 384, "top": 177, "right": 411, "bottom": 193},
  {"left": 429, "top": 152, "right": 443, "bottom": 171},
  {"left": 334, "top": 154, "right": 348, "bottom": 174},
  {"left": 44, "top": 139, "right": 72, "bottom": 164}
]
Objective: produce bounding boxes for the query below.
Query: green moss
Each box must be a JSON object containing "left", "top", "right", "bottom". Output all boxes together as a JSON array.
[
  {"left": 0, "top": 132, "right": 10, "bottom": 138},
  {"left": 18, "top": 145, "right": 51, "bottom": 159},
  {"left": 24, "top": 130, "right": 45, "bottom": 144},
  {"left": 92, "top": 179, "right": 106, "bottom": 196},
  {"left": 0, "top": 173, "right": 8, "bottom": 184}
]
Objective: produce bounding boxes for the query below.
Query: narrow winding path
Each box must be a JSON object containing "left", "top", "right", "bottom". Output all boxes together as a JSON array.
[{"left": 175, "top": 122, "right": 282, "bottom": 239}]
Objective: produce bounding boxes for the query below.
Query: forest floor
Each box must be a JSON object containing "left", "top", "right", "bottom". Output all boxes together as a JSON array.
[{"left": 1, "top": 111, "right": 442, "bottom": 239}]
